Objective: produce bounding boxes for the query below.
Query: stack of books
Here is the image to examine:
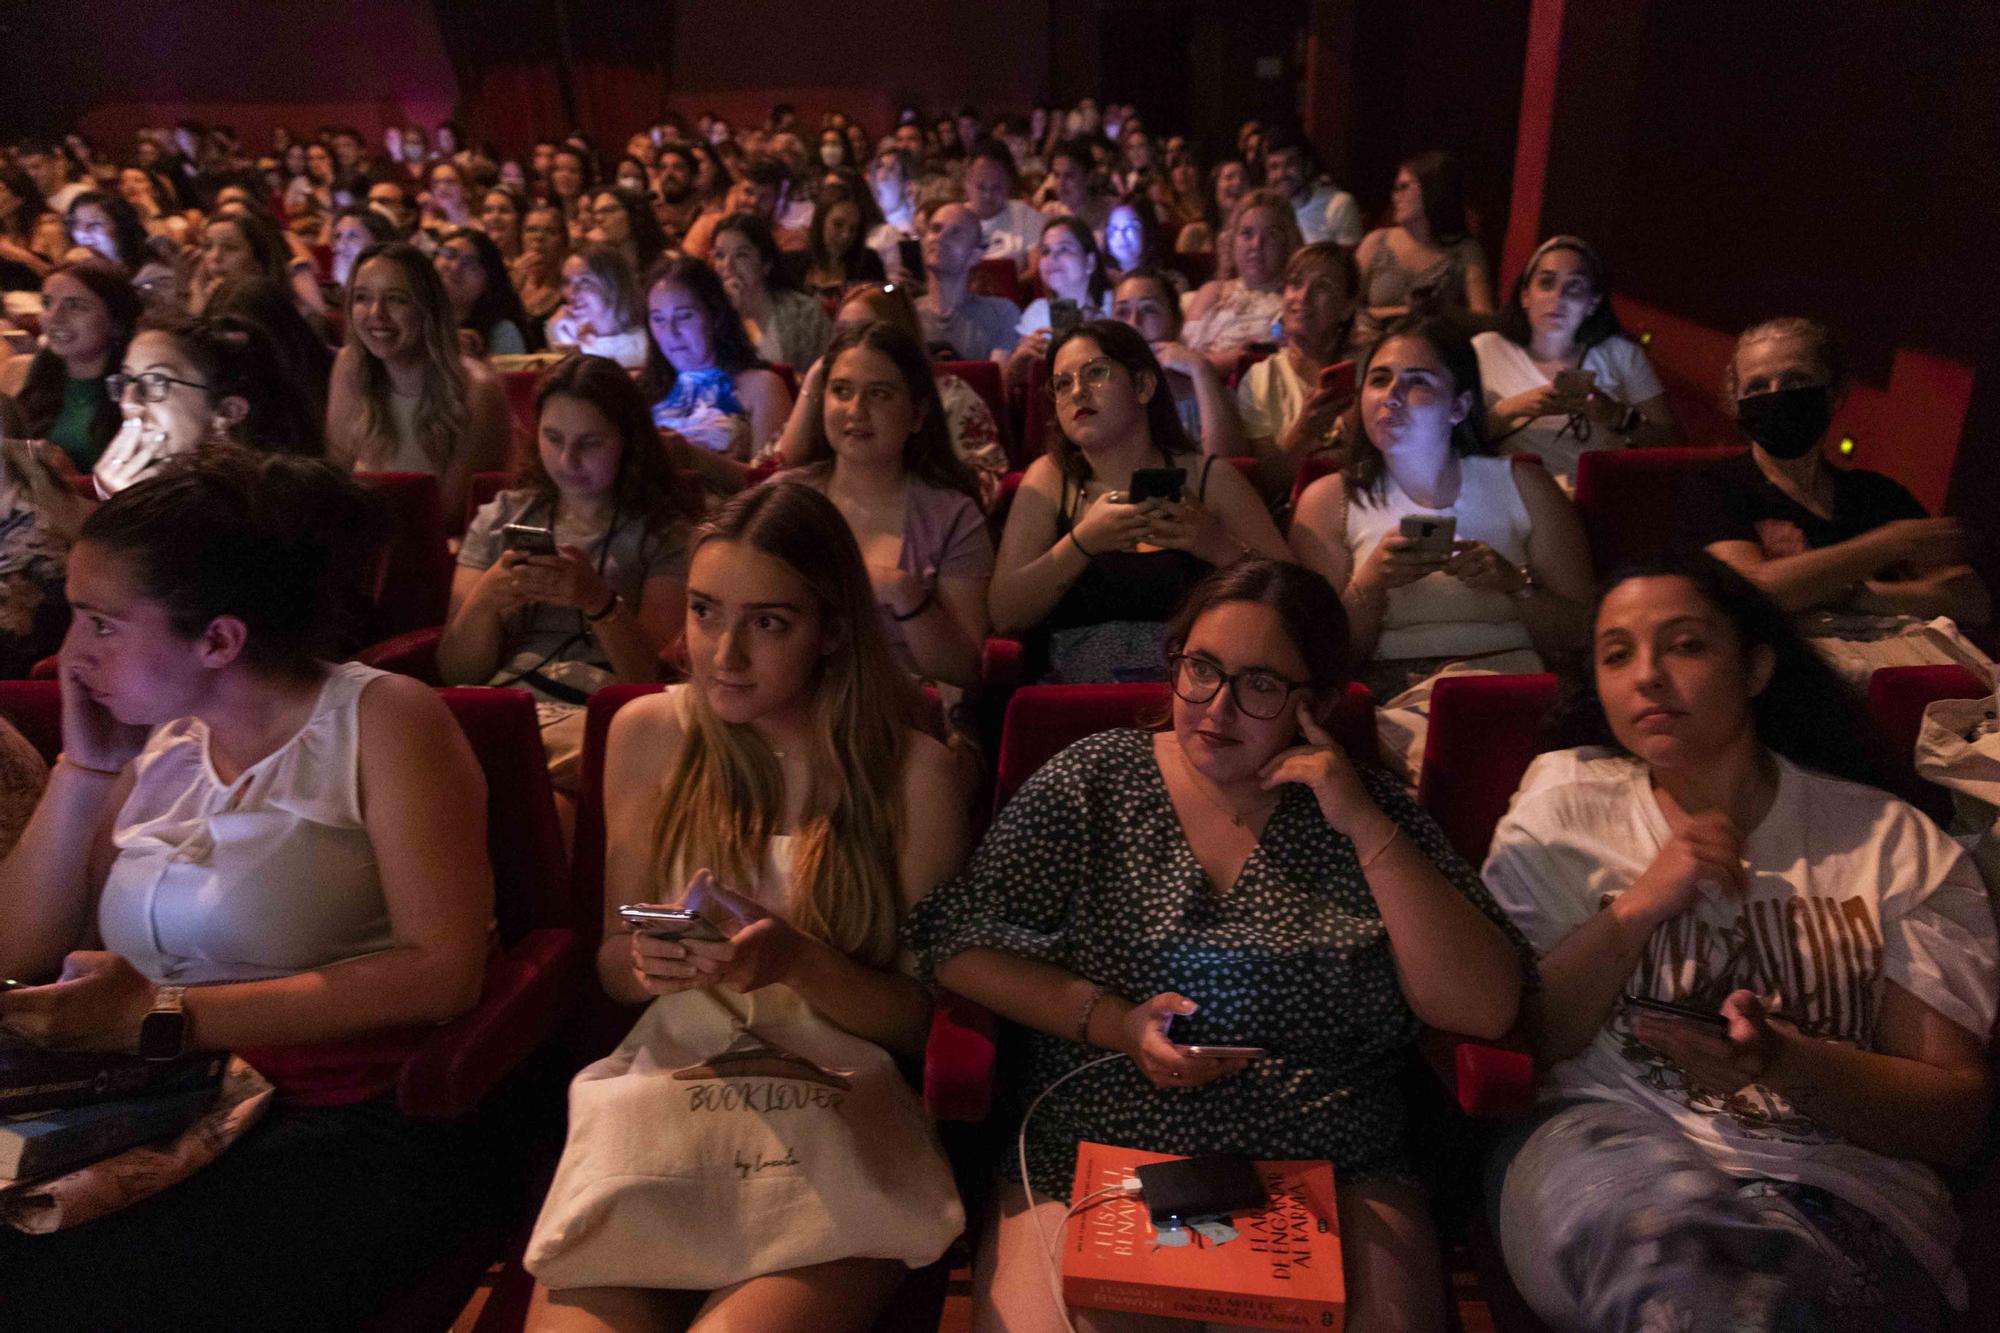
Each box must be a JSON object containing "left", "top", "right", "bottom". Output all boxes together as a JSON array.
[{"left": 0, "top": 1040, "right": 226, "bottom": 1182}]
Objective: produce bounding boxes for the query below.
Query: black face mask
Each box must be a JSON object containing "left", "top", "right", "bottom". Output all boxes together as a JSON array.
[{"left": 1736, "top": 385, "right": 1832, "bottom": 459}]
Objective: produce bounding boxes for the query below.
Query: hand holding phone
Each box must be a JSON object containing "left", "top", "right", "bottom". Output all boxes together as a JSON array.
[
  {"left": 618, "top": 904, "right": 727, "bottom": 943},
  {"left": 501, "top": 522, "right": 558, "bottom": 557},
  {"left": 1397, "top": 513, "right": 1457, "bottom": 560},
  {"left": 1622, "top": 993, "right": 1728, "bottom": 1030}
]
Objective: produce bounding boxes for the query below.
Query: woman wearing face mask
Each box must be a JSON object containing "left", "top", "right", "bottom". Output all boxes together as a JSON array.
[
  {"left": 1182, "top": 190, "right": 1301, "bottom": 370},
  {"left": 1001, "top": 217, "right": 1114, "bottom": 386},
  {"left": 326, "top": 242, "right": 511, "bottom": 524},
  {"left": 583, "top": 185, "right": 668, "bottom": 276},
  {"left": 774, "top": 282, "right": 1008, "bottom": 507},
  {"left": 802, "top": 186, "right": 888, "bottom": 303},
  {"left": 1672, "top": 317, "right": 1990, "bottom": 636},
  {"left": 433, "top": 226, "right": 533, "bottom": 356},
  {"left": 1109, "top": 267, "right": 1246, "bottom": 462},
  {"left": 991, "top": 320, "right": 1288, "bottom": 684},
  {"left": 1483, "top": 553, "right": 1992, "bottom": 1332},
  {"left": 479, "top": 184, "right": 529, "bottom": 262},
  {"left": 441, "top": 355, "right": 697, "bottom": 784},
  {"left": 0, "top": 259, "right": 141, "bottom": 470},
  {"left": 523, "top": 483, "right": 969, "bottom": 1332},
  {"left": 781, "top": 321, "right": 992, "bottom": 689},
  {"left": 709, "top": 211, "right": 831, "bottom": 373},
  {"left": 1475, "top": 235, "right": 1675, "bottom": 481},
  {"left": 1288, "top": 316, "right": 1594, "bottom": 764},
  {"left": 912, "top": 558, "right": 1528, "bottom": 1333},
  {"left": 1352, "top": 152, "right": 1493, "bottom": 351},
  {"left": 62, "top": 191, "right": 151, "bottom": 274},
  {"left": 511, "top": 203, "right": 571, "bottom": 325},
  {"left": 816, "top": 128, "right": 855, "bottom": 172},
  {"left": 547, "top": 244, "right": 648, "bottom": 371},
  {"left": 1238, "top": 242, "right": 1360, "bottom": 506},
  {"left": 642, "top": 255, "right": 793, "bottom": 494}
]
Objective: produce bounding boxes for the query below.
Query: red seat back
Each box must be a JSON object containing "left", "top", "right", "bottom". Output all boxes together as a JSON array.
[
  {"left": 993, "top": 680, "right": 1378, "bottom": 817},
  {"left": 571, "top": 683, "right": 668, "bottom": 946},
  {"left": 1573, "top": 446, "right": 1744, "bottom": 574},
  {"left": 769, "top": 362, "right": 799, "bottom": 398},
  {"left": 1867, "top": 664, "right": 1992, "bottom": 824},
  {"left": 0, "top": 680, "right": 60, "bottom": 763},
  {"left": 1228, "top": 346, "right": 1274, "bottom": 388},
  {"left": 1020, "top": 358, "right": 1052, "bottom": 469},
  {"left": 437, "top": 687, "right": 569, "bottom": 945},
  {"left": 354, "top": 472, "right": 452, "bottom": 637},
  {"left": 1415, "top": 673, "right": 1562, "bottom": 865},
  {"left": 970, "top": 258, "right": 1024, "bottom": 308},
  {"left": 500, "top": 369, "right": 540, "bottom": 460},
  {"left": 940, "top": 359, "right": 1015, "bottom": 464},
  {"left": 466, "top": 470, "right": 510, "bottom": 529},
  {"left": 1291, "top": 452, "right": 1342, "bottom": 515}
]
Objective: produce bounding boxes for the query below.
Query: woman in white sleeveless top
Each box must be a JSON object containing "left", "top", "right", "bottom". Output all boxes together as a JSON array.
[
  {"left": 0, "top": 451, "right": 498, "bottom": 1329},
  {"left": 1290, "top": 316, "right": 1595, "bottom": 776},
  {"left": 526, "top": 482, "right": 971, "bottom": 1332}
]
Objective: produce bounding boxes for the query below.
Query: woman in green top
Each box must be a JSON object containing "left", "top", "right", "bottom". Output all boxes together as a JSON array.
[{"left": 0, "top": 259, "right": 140, "bottom": 470}]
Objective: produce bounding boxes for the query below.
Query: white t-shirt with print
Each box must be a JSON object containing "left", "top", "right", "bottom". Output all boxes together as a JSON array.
[
  {"left": 1483, "top": 746, "right": 1998, "bottom": 1296},
  {"left": 1472, "top": 331, "right": 1665, "bottom": 481}
]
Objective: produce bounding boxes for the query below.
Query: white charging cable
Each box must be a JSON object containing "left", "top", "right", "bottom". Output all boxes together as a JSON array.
[{"left": 1016, "top": 1051, "right": 1133, "bottom": 1333}]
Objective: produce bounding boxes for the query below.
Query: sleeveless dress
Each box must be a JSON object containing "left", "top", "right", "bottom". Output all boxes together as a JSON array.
[{"left": 1351, "top": 233, "right": 1485, "bottom": 348}]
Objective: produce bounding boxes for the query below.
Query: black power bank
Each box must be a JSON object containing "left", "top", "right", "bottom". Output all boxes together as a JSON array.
[{"left": 1134, "top": 1153, "right": 1267, "bottom": 1228}]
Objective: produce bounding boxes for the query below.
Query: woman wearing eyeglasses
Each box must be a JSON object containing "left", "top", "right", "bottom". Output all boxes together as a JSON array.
[
  {"left": 989, "top": 320, "right": 1286, "bottom": 684},
  {"left": 909, "top": 558, "right": 1530, "bottom": 1333}
]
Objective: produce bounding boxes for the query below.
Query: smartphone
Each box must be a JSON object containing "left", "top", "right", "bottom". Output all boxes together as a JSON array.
[
  {"left": 1127, "top": 467, "right": 1186, "bottom": 504},
  {"left": 1180, "top": 1044, "right": 1267, "bottom": 1060},
  {"left": 618, "top": 905, "right": 727, "bottom": 942},
  {"left": 501, "top": 522, "right": 559, "bottom": 556},
  {"left": 1398, "top": 513, "right": 1456, "bottom": 559},
  {"left": 1622, "top": 993, "right": 1728, "bottom": 1030},
  {"left": 1049, "top": 297, "right": 1083, "bottom": 338},
  {"left": 1317, "top": 359, "right": 1357, "bottom": 398},
  {"left": 1553, "top": 368, "right": 1597, "bottom": 397}
]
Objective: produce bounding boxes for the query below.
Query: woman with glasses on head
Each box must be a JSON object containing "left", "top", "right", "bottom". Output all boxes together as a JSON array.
[
  {"left": 910, "top": 558, "right": 1530, "bottom": 1333},
  {"left": 989, "top": 320, "right": 1287, "bottom": 684}
]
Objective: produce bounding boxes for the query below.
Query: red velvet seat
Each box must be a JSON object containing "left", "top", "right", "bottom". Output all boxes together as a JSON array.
[
  {"left": 1572, "top": 445, "right": 1744, "bottom": 574},
  {"left": 466, "top": 469, "right": 510, "bottom": 529},
  {"left": 1290, "top": 451, "right": 1341, "bottom": 515},
  {"left": 500, "top": 369, "right": 539, "bottom": 460},
  {"left": 354, "top": 471, "right": 452, "bottom": 638},
  {"left": 1866, "top": 664, "right": 1992, "bottom": 826},
  {"left": 939, "top": 357, "right": 1015, "bottom": 464},
  {"left": 769, "top": 361, "right": 799, "bottom": 398},
  {"left": 1018, "top": 357, "right": 1051, "bottom": 469},
  {"left": 969, "top": 257, "right": 1024, "bottom": 308},
  {"left": 1415, "top": 672, "right": 1563, "bottom": 866}
]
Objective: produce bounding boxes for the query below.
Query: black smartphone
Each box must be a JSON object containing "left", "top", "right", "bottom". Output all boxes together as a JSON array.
[
  {"left": 1127, "top": 467, "right": 1186, "bottom": 504},
  {"left": 1049, "top": 297, "right": 1083, "bottom": 338},
  {"left": 501, "top": 522, "right": 558, "bottom": 556},
  {"left": 1622, "top": 993, "right": 1729, "bottom": 1030}
]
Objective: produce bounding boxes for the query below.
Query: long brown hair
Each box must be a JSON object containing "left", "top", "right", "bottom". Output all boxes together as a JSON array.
[
  {"left": 516, "top": 353, "right": 701, "bottom": 539},
  {"left": 343, "top": 241, "right": 468, "bottom": 473},
  {"left": 19, "top": 259, "right": 141, "bottom": 451},
  {"left": 650, "top": 484, "right": 913, "bottom": 966},
  {"left": 799, "top": 321, "right": 979, "bottom": 500}
]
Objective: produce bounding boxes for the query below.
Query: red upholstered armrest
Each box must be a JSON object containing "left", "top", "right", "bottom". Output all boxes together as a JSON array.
[
  {"left": 354, "top": 627, "right": 444, "bottom": 684},
  {"left": 982, "top": 638, "right": 1023, "bottom": 689},
  {"left": 924, "top": 988, "right": 997, "bottom": 1123},
  {"left": 1417, "top": 1026, "right": 1536, "bottom": 1120},
  {"left": 397, "top": 928, "right": 581, "bottom": 1119}
]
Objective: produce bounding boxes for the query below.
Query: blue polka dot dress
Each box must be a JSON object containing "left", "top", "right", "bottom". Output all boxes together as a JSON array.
[{"left": 904, "top": 729, "right": 1533, "bottom": 1201}]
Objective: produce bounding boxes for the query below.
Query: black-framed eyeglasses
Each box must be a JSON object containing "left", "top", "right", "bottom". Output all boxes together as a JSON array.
[
  {"left": 1168, "top": 653, "right": 1307, "bottom": 720},
  {"left": 108, "top": 371, "right": 209, "bottom": 404}
]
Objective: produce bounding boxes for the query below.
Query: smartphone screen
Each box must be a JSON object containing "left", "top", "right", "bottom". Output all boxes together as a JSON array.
[
  {"left": 1127, "top": 467, "right": 1185, "bottom": 504},
  {"left": 1049, "top": 298, "right": 1082, "bottom": 338}
]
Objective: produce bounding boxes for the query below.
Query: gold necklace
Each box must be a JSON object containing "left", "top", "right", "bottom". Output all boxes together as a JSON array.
[{"left": 1174, "top": 743, "right": 1279, "bottom": 830}]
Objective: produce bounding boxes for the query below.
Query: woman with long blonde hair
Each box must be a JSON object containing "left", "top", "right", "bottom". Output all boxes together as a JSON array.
[
  {"left": 525, "top": 482, "right": 970, "bottom": 1332},
  {"left": 325, "top": 241, "right": 510, "bottom": 522}
]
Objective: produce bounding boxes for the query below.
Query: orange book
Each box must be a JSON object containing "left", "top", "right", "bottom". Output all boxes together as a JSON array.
[{"left": 1060, "top": 1141, "right": 1345, "bottom": 1331}]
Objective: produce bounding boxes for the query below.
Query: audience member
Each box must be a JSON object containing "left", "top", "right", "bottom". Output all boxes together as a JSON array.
[
  {"left": 1483, "top": 553, "right": 1993, "bottom": 1331},
  {"left": 1182, "top": 189, "right": 1300, "bottom": 367},
  {"left": 990, "top": 320, "right": 1287, "bottom": 682},
  {"left": 442, "top": 355, "right": 697, "bottom": 783},
  {"left": 1037, "top": 138, "right": 1110, "bottom": 234},
  {"left": 802, "top": 182, "right": 888, "bottom": 302},
  {"left": 512, "top": 202, "right": 570, "bottom": 324},
  {"left": 63, "top": 191, "right": 151, "bottom": 274},
  {"left": 524, "top": 482, "right": 968, "bottom": 1331},
  {"left": 709, "top": 211, "right": 830, "bottom": 373},
  {"left": 434, "top": 226, "right": 533, "bottom": 356},
  {"left": 964, "top": 140, "right": 1046, "bottom": 272},
  {"left": 0, "top": 452, "right": 500, "bottom": 1331},
  {"left": 649, "top": 143, "right": 705, "bottom": 243},
  {"left": 1260, "top": 125, "right": 1362, "bottom": 248},
  {"left": 641, "top": 254, "right": 792, "bottom": 485},
  {"left": 911, "top": 557, "right": 1528, "bottom": 1332},
  {"left": 1237, "top": 241, "right": 1360, "bottom": 504},
  {"left": 915, "top": 203, "right": 1019, "bottom": 361},
  {"left": 0, "top": 259, "right": 141, "bottom": 469},
  {"left": 199, "top": 274, "right": 338, "bottom": 426},
  {"left": 326, "top": 241, "right": 511, "bottom": 522},
  {"left": 327, "top": 205, "right": 393, "bottom": 296},
  {"left": 479, "top": 183, "right": 530, "bottom": 262},
  {"left": 1476, "top": 234, "right": 1674, "bottom": 480},
  {"left": 547, "top": 243, "right": 649, "bottom": 370},
  {"left": 583, "top": 184, "right": 669, "bottom": 276},
  {"left": 1002, "top": 216, "right": 1114, "bottom": 385},
  {"left": 1352, "top": 151, "right": 1493, "bottom": 348},
  {"left": 1108, "top": 267, "right": 1247, "bottom": 460}
]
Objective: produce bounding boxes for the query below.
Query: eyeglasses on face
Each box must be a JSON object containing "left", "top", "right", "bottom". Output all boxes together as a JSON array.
[
  {"left": 1048, "top": 357, "right": 1119, "bottom": 401},
  {"left": 1168, "top": 653, "right": 1307, "bottom": 720},
  {"left": 109, "top": 370, "right": 209, "bottom": 404}
]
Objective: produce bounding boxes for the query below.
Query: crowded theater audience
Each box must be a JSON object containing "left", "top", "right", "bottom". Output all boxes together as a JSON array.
[{"left": 0, "top": 90, "right": 1991, "bottom": 1333}]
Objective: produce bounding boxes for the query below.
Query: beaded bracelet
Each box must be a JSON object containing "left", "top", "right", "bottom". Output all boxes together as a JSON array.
[{"left": 1074, "top": 983, "right": 1113, "bottom": 1044}]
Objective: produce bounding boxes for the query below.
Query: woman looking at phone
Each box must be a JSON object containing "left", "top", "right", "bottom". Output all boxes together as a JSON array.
[
  {"left": 524, "top": 482, "right": 969, "bottom": 1332},
  {"left": 911, "top": 559, "right": 1529, "bottom": 1333},
  {"left": 1236, "top": 241, "right": 1360, "bottom": 508},
  {"left": 1473, "top": 235, "right": 1674, "bottom": 481},
  {"left": 0, "top": 453, "right": 498, "bottom": 1329},
  {"left": 1289, "top": 315, "right": 1593, "bottom": 708},
  {"left": 990, "top": 320, "right": 1286, "bottom": 684},
  {"left": 439, "top": 354, "right": 698, "bottom": 785},
  {"left": 1481, "top": 554, "right": 1994, "bottom": 1331}
]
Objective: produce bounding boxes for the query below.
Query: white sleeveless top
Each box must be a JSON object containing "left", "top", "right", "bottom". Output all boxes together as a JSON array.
[
  {"left": 658, "top": 685, "right": 794, "bottom": 917},
  {"left": 98, "top": 661, "right": 397, "bottom": 985},
  {"left": 1344, "top": 454, "right": 1535, "bottom": 661}
]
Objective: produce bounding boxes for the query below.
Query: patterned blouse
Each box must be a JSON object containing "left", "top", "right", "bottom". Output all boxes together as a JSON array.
[{"left": 905, "top": 728, "right": 1533, "bottom": 1200}]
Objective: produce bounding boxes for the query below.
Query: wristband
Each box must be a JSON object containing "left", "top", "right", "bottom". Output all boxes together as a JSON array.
[
  {"left": 1074, "top": 983, "right": 1113, "bottom": 1044},
  {"left": 1358, "top": 824, "right": 1403, "bottom": 870},
  {"left": 584, "top": 590, "right": 621, "bottom": 623},
  {"left": 1067, "top": 529, "right": 1096, "bottom": 560},
  {"left": 891, "top": 588, "right": 935, "bottom": 622}
]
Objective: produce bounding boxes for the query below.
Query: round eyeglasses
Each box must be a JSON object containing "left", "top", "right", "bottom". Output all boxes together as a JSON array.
[
  {"left": 108, "top": 370, "right": 210, "bottom": 404},
  {"left": 1168, "top": 653, "right": 1307, "bottom": 720}
]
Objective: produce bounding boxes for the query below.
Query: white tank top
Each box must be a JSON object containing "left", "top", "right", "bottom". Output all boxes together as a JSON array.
[
  {"left": 98, "top": 661, "right": 397, "bottom": 985},
  {"left": 1343, "top": 454, "right": 1535, "bottom": 661}
]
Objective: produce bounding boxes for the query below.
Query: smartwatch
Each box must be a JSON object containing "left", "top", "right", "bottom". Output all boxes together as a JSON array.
[{"left": 139, "top": 985, "right": 190, "bottom": 1061}]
